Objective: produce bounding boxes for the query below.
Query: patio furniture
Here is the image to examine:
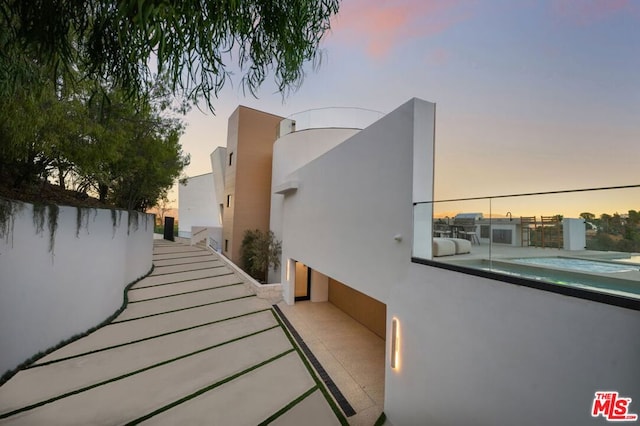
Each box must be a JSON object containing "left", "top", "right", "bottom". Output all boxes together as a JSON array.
[
  {"left": 433, "top": 222, "right": 452, "bottom": 238},
  {"left": 520, "top": 216, "right": 537, "bottom": 246},
  {"left": 540, "top": 216, "right": 563, "bottom": 248},
  {"left": 448, "top": 238, "right": 472, "bottom": 254},
  {"left": 453, "top": 218, "right": 480, "bottom": 245},
  {"left": 433, "top": 238, "right": 456, "bottom": 257}
]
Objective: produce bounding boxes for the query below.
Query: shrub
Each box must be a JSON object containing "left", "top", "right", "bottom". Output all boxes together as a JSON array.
[{"left": 240, "top": 229, "right": 281, "bottom": 282}]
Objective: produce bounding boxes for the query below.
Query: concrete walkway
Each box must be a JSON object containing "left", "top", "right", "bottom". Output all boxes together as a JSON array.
[{"left": 0, "top": 241, "right": 345, "bottom": 425}]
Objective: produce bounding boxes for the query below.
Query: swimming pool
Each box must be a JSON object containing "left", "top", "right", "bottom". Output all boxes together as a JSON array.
[
  {"left": 512, "top": 257, "right": 639, "bottom": 274},
  {"left": 447, "top": 257, "right": 640, "bottom": 300}
]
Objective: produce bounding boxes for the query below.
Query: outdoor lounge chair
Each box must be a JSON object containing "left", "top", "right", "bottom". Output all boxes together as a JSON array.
[{"left": 453, "top": 218, "right": 480, "bottom": 245}]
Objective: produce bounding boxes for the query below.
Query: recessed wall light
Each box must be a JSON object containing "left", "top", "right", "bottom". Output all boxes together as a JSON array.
[{"left": 391, "top": 317, "right": 400, "bottom": 369}]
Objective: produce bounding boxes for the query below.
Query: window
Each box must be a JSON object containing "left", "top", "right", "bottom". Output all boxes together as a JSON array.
[
  {"left": 229, "top": 152, "right": 233, "bottom": 166},
  {"left": 227, "top": 194, "right": 231, "bottom": 207}
]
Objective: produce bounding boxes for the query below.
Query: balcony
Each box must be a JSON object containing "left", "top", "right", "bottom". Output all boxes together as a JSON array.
[
  {"left": 277, "top": 107, "right": 384, "bottom": 138},
  {"left": 413, "top": 185, "right": 640, "bottom": 305}
]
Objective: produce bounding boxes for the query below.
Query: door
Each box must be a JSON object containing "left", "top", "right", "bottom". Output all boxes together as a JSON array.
[{"left": 294, "top": 262, "right": 311, "bottom": 301}]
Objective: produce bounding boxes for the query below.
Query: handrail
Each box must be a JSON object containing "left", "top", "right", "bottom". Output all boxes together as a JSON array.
[
  {"left": 415, "top": 184, "right": 640, "bottom": 205},
  {"left": 283, "top": 106, "right": 384, "bottom": 120},
  {"left": 191, "top": 227, "right": 208, "bottom": 237}
]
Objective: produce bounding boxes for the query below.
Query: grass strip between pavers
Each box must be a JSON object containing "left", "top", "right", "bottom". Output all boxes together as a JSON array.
[
  {"left": 0, "top": 325, "right": 280, "bottom": 420},
  {"left": 257, "top": 386, "right": 318, "bottom": 426},
  {"left": 152, "top": 258, "right": 224, "bottom": 268},
  {"left": 374, "top": 412, "right": 387, "bottom": 426},
  {"left": 152, "top": 262, "right": 225, "bottom": 273},
  {"left": 127, "top": 281, "right": 245, "bottom": 303},
  {"left": 25, "top": 308, "right": 272, "bottom": 369},
  {"left": 123, "top": 349, "right": 296, "bottom": 425},
  {"left": 0, "top": 266, "right": 154, "bottom": 386},
  {"left": 111, "top": 294, "right": 255, "bottom": 323},
  {"left": 130, "top": 272, "right": 235, "bottom": 289},
  {"left": 152, "top": 253, "right": 212, "bottom": 260},
  {"left": 148, "top": 264, "right": 227, "bottom": 277},
  {"left": 270, "top": 308, "right": 349, "bottom": 426},
  {"left": 151, "top": 249, "right": 206, "bottom": 256},
  {"left": 272, "top": 305, "right": 356, "bottom": 417}
]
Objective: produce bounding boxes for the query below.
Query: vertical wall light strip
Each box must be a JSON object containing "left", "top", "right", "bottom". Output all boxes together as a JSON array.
[
  {"left": 391, "top": 317, "right": 400, "bottom": 369},
  {"left": 286, "top": 260, "right": 291, "bottom": 281}
]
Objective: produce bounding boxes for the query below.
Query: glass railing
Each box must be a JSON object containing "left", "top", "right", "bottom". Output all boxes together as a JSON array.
[
  {"left": 413, "top": 185, "right": 640, "bottom": 301},
  {"left": 276, "top": 107, "right": 384, "bottom": 138}
]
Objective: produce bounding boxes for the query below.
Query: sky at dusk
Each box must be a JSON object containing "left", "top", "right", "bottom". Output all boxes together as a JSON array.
[{"left": 174, "top": 0, "right": 639, "bottom": 217}]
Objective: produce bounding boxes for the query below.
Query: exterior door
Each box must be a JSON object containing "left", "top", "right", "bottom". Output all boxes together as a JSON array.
[{"left": 294, "top": 262, "right": 311, "bottom": 301}]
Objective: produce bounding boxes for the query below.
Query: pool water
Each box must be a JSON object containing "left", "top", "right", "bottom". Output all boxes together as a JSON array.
[
  {"left": 512, "top": 257, "right": 638, "bottom": 274},
  {"left": 481, "top": 266, "right": 639, "bottom": 299}
]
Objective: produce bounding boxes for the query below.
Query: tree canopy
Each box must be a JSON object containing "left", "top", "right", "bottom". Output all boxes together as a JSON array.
[
  {"left": 0, "top": 74, "right": 189, "bottom": 211},
  {"left": 0, "top": 0, "right": 340, "bottom": 109},
  {"left": 0, "top": 0, "right": 338, "bottom": 210}
]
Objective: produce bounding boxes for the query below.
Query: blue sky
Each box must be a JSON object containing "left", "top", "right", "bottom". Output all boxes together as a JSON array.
[{"left": 176, "top": 0, "right": 639, "bottom": 214}]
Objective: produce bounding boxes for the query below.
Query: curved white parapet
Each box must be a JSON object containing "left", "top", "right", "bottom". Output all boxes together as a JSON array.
[{"left": 268, "top": 127, "right": 360, "bottom": 283}]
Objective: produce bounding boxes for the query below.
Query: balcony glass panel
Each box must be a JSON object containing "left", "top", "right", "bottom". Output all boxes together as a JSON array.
[
  {"left": 413, "top": 186, "right": 640, "bottom": 301},
  {"left": 277, "top": 107, "right": 384, "bottom": 137}
]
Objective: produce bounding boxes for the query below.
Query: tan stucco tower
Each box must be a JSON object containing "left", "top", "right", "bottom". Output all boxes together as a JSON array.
[{"left": 221, "top": 106, "right": 284, "bottom": 265}]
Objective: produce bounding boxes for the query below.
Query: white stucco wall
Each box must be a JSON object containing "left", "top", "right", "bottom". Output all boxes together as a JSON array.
[
  {"left": 178, "top": 173, "right": 219, "bottom": 238},
  {"left": 275, "top": 96, "right": 640, "bottom": 424},
  {"left": 385, "top": 263, "right": 640, "bottom": 425},
  {"left": 279, "top": 99, "right": 434, "bottom": 304},
  {"left": 0, "top": 201, "right": 153, "bottom": 374},
  {"left": 269, "top": 128, "right": 358, "bottom": 282}
]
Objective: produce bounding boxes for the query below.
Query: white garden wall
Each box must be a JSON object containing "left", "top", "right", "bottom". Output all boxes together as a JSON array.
[
  {"left": 0, "top": 201, "right": 153, "bottom": 374},
  {"left": 385, "top": 263, "right": 640, "bottom": 425}
]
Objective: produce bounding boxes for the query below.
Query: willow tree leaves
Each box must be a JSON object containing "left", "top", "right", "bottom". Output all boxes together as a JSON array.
[{"left": 0, "top": 0, "right": 340, "bottom": 109}]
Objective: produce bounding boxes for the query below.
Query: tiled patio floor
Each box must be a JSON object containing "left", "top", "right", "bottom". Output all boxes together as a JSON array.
[{"left": 276, "top": 301, "right": 385, "bottom": 426}]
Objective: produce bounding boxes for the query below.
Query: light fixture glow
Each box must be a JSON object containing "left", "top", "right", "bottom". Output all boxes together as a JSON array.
[
  {"left": 391, "top": 317, "right": 400, "bottom": 369},
  {"left": 286, "top": 260, "right": 291, "bottom": 281}
]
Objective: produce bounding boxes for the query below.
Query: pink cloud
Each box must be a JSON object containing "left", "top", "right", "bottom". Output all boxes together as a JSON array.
[
  {"left": 550, "top": 0, "right": 637, "bottom": 25},
  {"left": 330, "top": 0, "right": 475, "bottom": 59},
  {"left": 426, "top": 48, "right": 450, "bottom": 66}
]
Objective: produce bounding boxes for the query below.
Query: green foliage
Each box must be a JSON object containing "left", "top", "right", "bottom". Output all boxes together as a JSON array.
[
  {"left": 31, "top": 203, "right": 59, "bottom": 253},
  {"left": 47, "top": 204, "right": 59, "bottom": 253},
  {"left": 240, "top": 229, "right": 282, "bottom": 282},
  {"left": 0, "top": 197, "right": 23, "bottom": 244},
  {"left": 75, "top": 207, "right": 92, "bottom": 238},
  {"left": 579, "top": 212, "right": 595, "bottom": 221},
  {"left": 241, "top": 229, "right": 260, "bottom": 277},
  {"left": 1, "top": 0, "right": 340, "bottom": 109},
  {"left": 0, "top": 75, "right": 188, "bottom": 211},
  {"left": 32, "top": 204, "right": 46, "bottom": 235},
  {"left": 127, "top": 211, "right": 139, "bottom": 235},
  {"left": 154, "top": 222, "right": 178, "bottom": 235},
  {"left": 111, "top": 209, "right": 118, "bottom": 231},
  {"left": 585, "top": 210, "right": 640, "bottom": 252}
]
